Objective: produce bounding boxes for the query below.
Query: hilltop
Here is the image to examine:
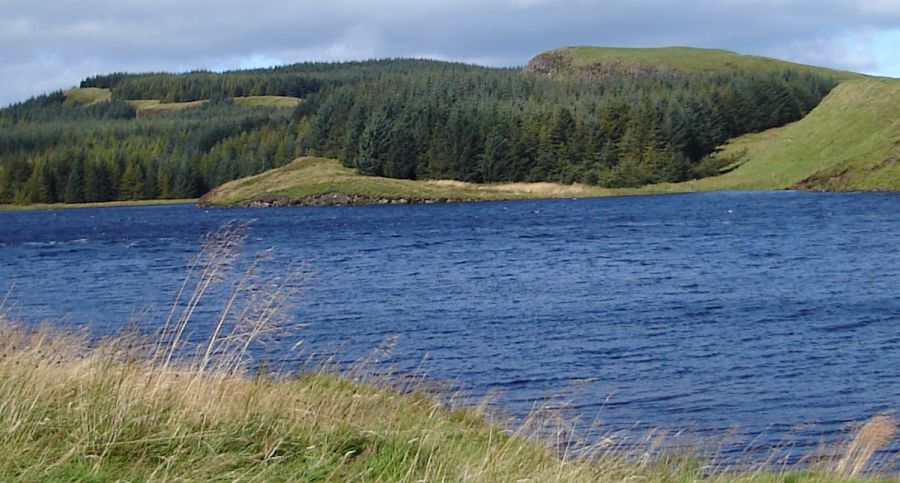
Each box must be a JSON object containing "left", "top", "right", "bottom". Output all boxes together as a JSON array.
[
  {"left": 526, "top": 46, "right": 862, "bottom": 80},
  {"left": 520, "top": 47, "right": 900, "bottom": 194}
]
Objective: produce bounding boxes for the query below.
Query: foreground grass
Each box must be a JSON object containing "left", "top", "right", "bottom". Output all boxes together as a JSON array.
[
  {"left": 1, "top": 320, "right": 895, "bottom": 482},
  {"left": 0, "top": 198, "right": 197, "bottom": 212}
]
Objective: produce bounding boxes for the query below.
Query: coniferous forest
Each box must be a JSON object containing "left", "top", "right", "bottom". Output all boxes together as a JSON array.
[{"left": 0, "top": 59, "right": 837, "bottom": 204}]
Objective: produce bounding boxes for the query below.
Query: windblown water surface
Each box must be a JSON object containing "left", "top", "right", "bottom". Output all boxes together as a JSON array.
[{"left": 1, "top": 192, "right": 898, "bottom": 461}]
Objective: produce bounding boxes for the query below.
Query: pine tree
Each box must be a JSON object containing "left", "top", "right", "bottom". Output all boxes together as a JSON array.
[
  {"left": 24, "top": 160, "right": 54, "bottom": 203},
  {"left": 64, "top": 157, "right": 85, "bottom": 203},
  {"left": 119, "top": 162, "right": 145, "bottom": 200},
  {"left": 355, "top": 114, "right": 390, "bottom": 176}
]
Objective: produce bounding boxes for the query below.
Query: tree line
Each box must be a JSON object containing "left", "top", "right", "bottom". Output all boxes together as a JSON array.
[
  {"left": 0, "top": 59, "right": 836, "bottom": 205},
  {"left": 0, "top": 100, "right": 302, "bottom": 204},
  {"left": 303, "top": 67, "right": 834, "bottom": 186}
]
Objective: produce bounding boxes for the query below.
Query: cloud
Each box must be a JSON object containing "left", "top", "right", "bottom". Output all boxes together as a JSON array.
[{"left": 2, "top": 0, "right": 900, "bottom": 106}]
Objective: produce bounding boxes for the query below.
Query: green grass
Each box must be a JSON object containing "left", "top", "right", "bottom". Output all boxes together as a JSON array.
[
  {"left": 200, "top": 156, "right": 631, "bottom": 206},
  {"left": 125, "top": 99, "right": 163, "bottom": 110},
  {"left": 536, "top": 46, "right": 863, "bottom": 80},
  {"left": 232, "top": 95, "right": 302, "bottom": 108},
  {"left": 133, "top": 99, "right": 209, "bottom": 115},
  {"left": 62, "top": 87, "right": 112, "bottom": 107},
  {"left": 125, "top": 96, "right": 300, "bottom": 114},
  {"left": 0, "top": 198, "right": 197, "bottom": 212},
  {"left": 7, "top": 321, "right": 889, "bottom": 482}
]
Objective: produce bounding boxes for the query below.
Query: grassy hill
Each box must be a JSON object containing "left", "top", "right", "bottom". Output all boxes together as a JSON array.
[
  {"left": 5, "top": 48, "right": 897, "bottom": 210},
  {"left": 523, "top": 46, "right": 900, "bottom": 193},
  {"left": 61, "top": 87, "right": 112, "bottom": 107},
  {"left": 526, "top": 46, "right": 863, "bottom": 80},
  {"left": 627, "top": 78, "right": 900, "bottom": 194}
]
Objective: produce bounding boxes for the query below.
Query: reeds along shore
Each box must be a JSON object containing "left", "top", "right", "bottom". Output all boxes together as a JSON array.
[{"left": 0, "top": 224, "right": 896, "bottom": 481}]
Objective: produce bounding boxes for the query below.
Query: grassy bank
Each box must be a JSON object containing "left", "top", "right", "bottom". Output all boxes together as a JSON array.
[
  {"left": 0, "top": 198, "right": 197, "bottom": 212},
  {"left": 62, "top": 87, "right": 302, "bottom": 115},
  {"left": 199, "top": 157, "right": 629, "bottom": 206},
  {"left": 2, "top": 319, "right": 896, "bottom": 482}
]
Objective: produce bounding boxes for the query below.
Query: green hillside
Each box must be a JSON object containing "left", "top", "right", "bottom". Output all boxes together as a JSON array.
[
  {"left": 527, "top": 46, "right": 863, "bottom": 80},
  {"left": 61, "top": 87, "right": 112, "bottom": 107},
  {"left": 206, "top": 48, "right": 900, "bottom": 206},
  {"left": 521, "top": 46, "right": 899, "bottom": 194},
  {"left": 634, "top": 78, "right": 900, "bottom": 193},
  {"left": 3, "top": 48, "right": 897, "bottom": 209}
]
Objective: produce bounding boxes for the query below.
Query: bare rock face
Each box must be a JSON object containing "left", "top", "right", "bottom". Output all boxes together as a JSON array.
[{"left": 524, "top": 51, "right": 573, "bottom": 77}]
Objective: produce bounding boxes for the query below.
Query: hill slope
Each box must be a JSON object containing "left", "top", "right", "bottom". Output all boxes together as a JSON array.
[
  {"left": 205, "top": 48, "right": 898, "bottom": 206},
  {"left": 3, "top": 48, "right": 896, "bottom": 209},
  {"left": 650, "top": 78, "right": 900, "bottom": 193},
  {"left": 522, "top": 46, "right": 899, "bottom": 194},
  {"left": 526, "top": 46, "right": 862, "bottom": 80}
]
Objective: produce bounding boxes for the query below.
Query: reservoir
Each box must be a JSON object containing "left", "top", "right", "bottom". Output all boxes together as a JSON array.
[{"left": 1, "top": 191, "right": 898, "bottom": 462}]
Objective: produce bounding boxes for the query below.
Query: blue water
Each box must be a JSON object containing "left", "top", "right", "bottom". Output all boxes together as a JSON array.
[{"left": 1, "top": 192, "right": 898, "bottom": 461}]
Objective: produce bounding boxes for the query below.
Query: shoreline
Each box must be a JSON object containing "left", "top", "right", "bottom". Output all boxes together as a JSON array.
[{"left": 0, "top": 198, "right": 198, "bottom": 213}]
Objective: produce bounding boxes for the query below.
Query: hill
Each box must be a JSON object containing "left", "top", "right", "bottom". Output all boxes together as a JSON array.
[
  {"left": 526, "top": 46, "right": 862, "bottom": 80},
  {"left": 625, "top": 78, "right": 900, "bottom": 194},
  {"left": 3, "top": 48, "right": 896, "bottom": 208},
  {"left": 204, "top": 48, "right": 899, "bottom": 206}
]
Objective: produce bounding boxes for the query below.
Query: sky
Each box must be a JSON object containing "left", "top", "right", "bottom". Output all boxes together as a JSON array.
[{"left": 2, "top": 0, "right": 900, "bottom": 106}]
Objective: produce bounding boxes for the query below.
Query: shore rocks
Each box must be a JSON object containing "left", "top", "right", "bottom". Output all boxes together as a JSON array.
[{"left": 241, "top": 192, "right": 470, "bottom": 208}]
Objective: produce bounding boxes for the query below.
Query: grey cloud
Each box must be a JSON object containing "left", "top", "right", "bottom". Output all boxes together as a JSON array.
[{"left": 2, "top": 0, "right": 900, "bottom": 106}]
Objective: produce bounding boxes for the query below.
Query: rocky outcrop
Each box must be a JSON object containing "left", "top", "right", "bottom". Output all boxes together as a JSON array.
[
  {"left": 524, "top": 51, "right": 574, "bottom": 77},
  {"left": 525, "top": 49, "right": 680, "bottom": 80},
  {"left": 237, "top": 192, "right": 472, "bottom": 208}
]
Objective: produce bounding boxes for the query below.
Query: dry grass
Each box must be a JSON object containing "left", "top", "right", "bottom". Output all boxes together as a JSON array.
[
  {"left": 232, "top": 96, "right": 302, "bottom": 108},
  {"left": 62, "top": 87, "right": 112, "bottom": 107},
  {"left": 833, "top": 415, "right": 897, "bottom": 478},
  {"left": 0, "top": 224, "right": 896, "bottom": 481},
  {"left": 134, "top": 99, "right": 209, "bottom": 116},
  {"left": 201, "top": 157, "right": 625, "bottom": 206}
]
